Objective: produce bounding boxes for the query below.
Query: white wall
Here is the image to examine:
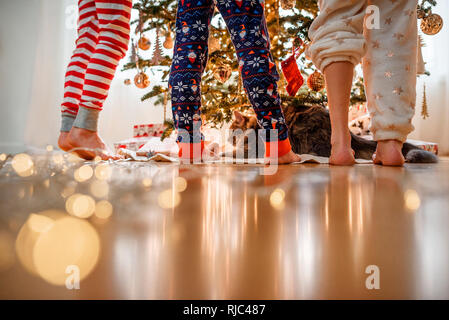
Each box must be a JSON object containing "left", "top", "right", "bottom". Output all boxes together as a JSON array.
[
  {"left": 410, "top": 1, "right": 449, "bottom": 155},
  {"left": 0, "top": 0, "right": 167, "bottom": 153},
  {"left": 0, "top": 0, "right": 42, "bottom": 153}
]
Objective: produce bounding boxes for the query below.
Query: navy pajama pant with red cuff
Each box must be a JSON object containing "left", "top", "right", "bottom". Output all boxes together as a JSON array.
[{"left": 169, "top": 0, "right": 290, "bottom": 155}]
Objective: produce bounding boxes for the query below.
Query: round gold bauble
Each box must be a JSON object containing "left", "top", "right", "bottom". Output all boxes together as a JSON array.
[
  {"left": 307, "top": 70, "right": 325, "bottom": 92},
  {"left": 421, "top": 13, "right": 443, "bottom": 35},
  {"left": 163, "top": 35, "right": 174, "bottom": 49},
  {"left": 138, "top": 36, "right": 151, "bottom": 50},
  {"left": 280, "top": 0, "right": 296, "bottom": 10},
  {"left": 213, "top": 63, "right": 232, "bottom": 83},
  {"left": 134, "top": 72, "right": 150, "bottom": 89}
]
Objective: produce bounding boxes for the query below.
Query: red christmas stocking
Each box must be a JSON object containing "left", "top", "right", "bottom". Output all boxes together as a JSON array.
[{"left": 281, "top": 45, "right": 304, "bottom": 97}]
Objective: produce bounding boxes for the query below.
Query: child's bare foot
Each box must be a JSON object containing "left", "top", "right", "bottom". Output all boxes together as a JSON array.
[
  {"left": 373, "top": 140, "right": 405, "bottom": 166},
  {"left": 330, "top": 132, "right": 355, "bottom": 166},
  {"left": 265, "top": 150, "right": 301, "bottom": 165},
  {"left": 58, "top": 132, "right": 73, "bottom": 152},
  {"left": 330, "top": 145, "right": 355, "bottom": 166},
  {"left": 67, "top": 127, "right": 120, "bottom": 160}
]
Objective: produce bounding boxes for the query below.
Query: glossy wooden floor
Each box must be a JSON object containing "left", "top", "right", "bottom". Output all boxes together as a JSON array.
[{"left": 0, "top": 154, "right": 449, "bottom": 299}]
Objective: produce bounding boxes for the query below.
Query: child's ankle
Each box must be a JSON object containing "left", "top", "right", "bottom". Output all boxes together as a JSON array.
[
  {"left": 331, "top": 131, "right": 351, "bottom": 148},
  {"left": 265, "top": 138, "right": 292, "bottom": 158},
  {"left": 178, "top": 141, "right": 205, "bottom": 162}
]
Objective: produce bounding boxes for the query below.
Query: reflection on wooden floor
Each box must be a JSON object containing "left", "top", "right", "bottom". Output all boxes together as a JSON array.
[{"left": 0, "top": 153, "right": 449, "bottom": 299}]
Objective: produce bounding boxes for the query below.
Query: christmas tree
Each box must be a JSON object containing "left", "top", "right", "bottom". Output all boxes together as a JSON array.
[{"left": 122, "top": 0, "right": 437, "bottom": 129}]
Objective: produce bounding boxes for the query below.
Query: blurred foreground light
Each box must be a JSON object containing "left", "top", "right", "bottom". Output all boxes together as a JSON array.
[
  {"left": 174, "top": 177, "right": 187, "bottom": 192},
  {"left": 142, "top": 178, "right": 152, "bottom": 188},
  {"left": 0, "top": 153, "right": 7, "bottom": 161},
  {"left": 0, "top": 230, "right": 15, "bottom": 272},
  {"left": 12, "top": 153, "right": 34, "bottom": 177},
  {"left": 158, "top": 189, "right": 181, "bottom": 209},
  {"left": 95, "top": 163, "right": 112, "bottom": 181},
  {"left": 90, "top": 180, "right": 109, "bottom": 198},
  {"left": 95, "top": 200, "right": 113, "bottom": 219},
  {"left": 405, "top": 189, "right": 421, "bottom": 211},
  {"left": 74, "top": 165, "right": 93, "bottom": 182},
  {"left": 46, "top": 145, "right": 54, "bottom": 152},
  {"left": 15, "top": 210, "right": 100, "bottom": 286},
  {"left": 270, "top": 188, "right": 285, "bottom": 210},
  {"left": 66, "top": 193, "right": 96, "bottom": 219},
  {"left": 52, "top": 153, "right": 64, "bottom": 165}
]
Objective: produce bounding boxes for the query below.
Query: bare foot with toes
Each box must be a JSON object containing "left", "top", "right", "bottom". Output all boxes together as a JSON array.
[
  {"left": 67, "top": 127, "right": 120, "bottom": 160},
  {"left": 265, "top": 150, "right": 301, "bottom": 165}
]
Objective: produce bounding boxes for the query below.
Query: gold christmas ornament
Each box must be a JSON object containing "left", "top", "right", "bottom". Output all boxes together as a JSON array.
[
  {"left": 307, "top": 70, "right": 325, "bottom": 92},
  {"left": 213, "top": 63, "right": 232, "bottom": 83},
  {"left": 124, "top": 78, "right": 131, "bottom": 86},
  {"left": 420, "top": 13, "right": 443, "bottom": 35},
  {"left": 280, "top": 0, "right": 296, "bottom": 10},
  {"left": 134, "top": 72, "right": 150, "bottom": 89},
  {"left": 421, "top": 83, "right": 429, "bottom": 119},
  {"left": 138, "top": 35, "right": 151, "bottom": 50},
  {"left": 417, "top": 9, "right": 426, "bottom": 20},
  {"left": 163, "top": 34, "right": 173, "bottom": 49}
]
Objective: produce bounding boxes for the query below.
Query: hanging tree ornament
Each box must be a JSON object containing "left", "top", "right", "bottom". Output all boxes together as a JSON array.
[
  {"left": 420, "top": 9, "right": 443, "bottom": 35},
  {"left": 151, "top": 28, "right": 164, "bottom": 65},
  {"left": 134, "top": 72, "right": 150, "bottom": 89},
  {"left": 163, "top": 25, "right": 174, "bottom": 50},
  {"left": 307, "top": 70, "right": 326, "bottom": 92},
  {"left": 213, "top": 61, "right": 233, "bottom": 83},
  {"left": 138, "top": 35, "right": 151, "bottom": 50},
  {"left": 280, "top": 0, "right": 296, "bottom": 10},
  {"left": 124, "top": 79, "right": 131, "bottom": 86},
  {"left": 281, "top": 38, "right": 305, "bottom": 96},
  {"left": 421, "top": 83, "right": 429, "bottom": 119}
]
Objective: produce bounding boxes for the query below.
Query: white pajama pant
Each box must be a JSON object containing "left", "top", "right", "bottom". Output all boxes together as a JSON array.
[{"left": 307, "top": 0, "right": 418, "bottom": 142}]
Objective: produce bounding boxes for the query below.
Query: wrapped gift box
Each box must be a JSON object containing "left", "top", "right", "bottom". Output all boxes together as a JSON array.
[
  {"left": 114, "top": 137, "right": 150, "bottom": 153},
  {"left": 361, "top": 135, "right": 438, "bottom": 155},
  {"left": 407, "top": 139, "right": 438, "bottom": 155},
  {"left": 115, "top": 123, "right": 167, "bottom": 153},
  {"left": 133, "top": 124, "right": 165, "bottom": 138}
]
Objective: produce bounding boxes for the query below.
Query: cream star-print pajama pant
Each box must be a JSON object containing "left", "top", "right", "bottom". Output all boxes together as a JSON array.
[{"left": 307, "top": 0, "right": 418, "bottom": 142}]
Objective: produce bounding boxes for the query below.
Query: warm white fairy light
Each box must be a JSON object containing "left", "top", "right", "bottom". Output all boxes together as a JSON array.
[
  {"left": 405, "top": 189, "right": 421, "bottom": 211},
  {"left": 0, "top": 154, "right": 7, "bottom": 161},
  {"left": 158, "top": 189, "right": 181, "bottom": 209},
  {"left": 142, "top": 178, "right": 152, "bottom": 188},
  {"left": 174, "top": 177, "right": 187, "bottom": 192},
  {"left": 12, "top": 153, "right": 34, "bottom": 177},
  {"left": 52, "top": 153, "right": 64, "bottom": 165},
  {"left": 90, "top": 179, "right": 109, "bottom": 198},
  {"left": 46, "top": 145, "right": 54, "bottom": 152},
  {"left": 95, "top": 200, "right": 113, "bottom": 219},
  {"left": 66, "top": 193, "right": 96, "bottom": 219},
  {"left": 95, "top": 163, "right": 112, "bottom": 181},
  {"left": 74, "top": 165, "right": 93, "bottom": 182},
  {"left": 270, "top": 188, "right": 285, "bottom": 210}
]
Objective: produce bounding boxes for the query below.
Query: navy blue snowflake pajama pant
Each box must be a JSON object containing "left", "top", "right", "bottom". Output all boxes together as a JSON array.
[{"left": 169, "top": 0, "right": 292, "bottom": 159}]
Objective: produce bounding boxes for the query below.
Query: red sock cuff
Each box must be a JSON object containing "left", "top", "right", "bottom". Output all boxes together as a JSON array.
[
  {"left": 178, "top": 141, "right": 205, "bottom": 160},
  {"left": 265, "top": 139, "right": 292, "bottom": 158}
]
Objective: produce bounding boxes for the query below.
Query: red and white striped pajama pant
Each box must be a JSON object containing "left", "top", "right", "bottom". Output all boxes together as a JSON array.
[{"left": 60, "top": 0, "right": 132, "bottom": 132}]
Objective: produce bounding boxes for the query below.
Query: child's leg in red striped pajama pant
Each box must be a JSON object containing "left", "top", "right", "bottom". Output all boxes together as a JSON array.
[
  {"left": 61, "top": 0, "right": 132, "bottom": 159},
  {"left": 58, "top": 0, "right": 99, "bottom": 152}
]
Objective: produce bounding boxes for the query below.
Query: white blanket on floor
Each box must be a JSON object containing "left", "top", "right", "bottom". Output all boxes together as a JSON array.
[{"left": 118, "top": 149, "right": 373, "bottom": 164}]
